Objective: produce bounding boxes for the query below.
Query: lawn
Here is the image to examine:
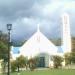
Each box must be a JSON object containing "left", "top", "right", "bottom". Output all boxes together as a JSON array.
[{"left": 10, "top": 69, "right": 75, "bottom": 75}]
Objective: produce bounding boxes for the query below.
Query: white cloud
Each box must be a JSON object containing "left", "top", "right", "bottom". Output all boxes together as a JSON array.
[
  {"left": 0, "top": 0, "right": 75, "bottom": 41},
  {"left": 42, "top": 2, "right": 61, "bottom": 17}
]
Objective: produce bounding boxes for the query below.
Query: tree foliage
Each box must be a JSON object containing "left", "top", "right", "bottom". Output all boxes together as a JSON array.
[
  {"left": 0, "top": 33, "right": 8, "bottom": 62},
  {"left": 28, "top": 58, "right": 36, "bottom": 71},
  {"left": 11, "top": 60, "right": 17, "bottom": 72},
  {"left": 64, "top": 52, "right": 71, "bottom": 65},
  {"left": 16, "top": 55, "right": 27, "bottom": 68},
  {"left": 64, "top": 52, "right": 75, "bottom": 65},
  {"left": 0, "top": 33, "right": 8, "bottom": 73},
  {"left": 51, "top": 55, "right": 63, "bottom": 68},
  {"left": 28, "top": 57, "right": 40, "bottom": 71},
  {"left": 11, "top": 55, "right": 28, "bottom": 72},
  {"left": 0, "top": 42, "right": 8, "bottom": 60},
  {"left": 70, "top": 52, "right": 75, "bottom": 64}
]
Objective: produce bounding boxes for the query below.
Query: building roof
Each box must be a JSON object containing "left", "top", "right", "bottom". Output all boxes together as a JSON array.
[
  {"left": 19, "top": 30, "right": 58, "bottom": 58},
  {"left": 11, "top": 46, "right": 20, "bottom": 54}
]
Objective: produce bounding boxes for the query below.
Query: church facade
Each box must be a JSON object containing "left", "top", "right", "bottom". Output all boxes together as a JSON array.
[{"left": 11, "top": 13, "right": 71, "bottom": 67}]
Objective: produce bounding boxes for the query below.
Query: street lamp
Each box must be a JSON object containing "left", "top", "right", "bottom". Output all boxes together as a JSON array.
[{"left": 7, "top": 24, "right": 12, "bottom": 75}]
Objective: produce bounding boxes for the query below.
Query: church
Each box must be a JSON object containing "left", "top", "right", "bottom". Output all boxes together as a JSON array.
[{"left": 11, "top": 13, "right": 71, "bottom": 67}]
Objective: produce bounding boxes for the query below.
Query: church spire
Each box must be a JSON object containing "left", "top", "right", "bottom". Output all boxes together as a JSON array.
[
  {"left": 37, "top": 24, "right": 40, "bottom": 32},
  {"left": 62, "top": 13, "right": 71, "bottom": 53}
]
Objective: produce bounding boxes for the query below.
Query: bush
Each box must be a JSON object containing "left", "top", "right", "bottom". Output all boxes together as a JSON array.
[
  {"left": 28, "top": 58, "right": 36, "bottom": 71},
  {"left": 16, "top": 55, "right": 27, "bottom": 68},
  {"left": 51, "top": 55, "right": 63, "bottom": 68},
  {"left": 11, "top": 55, "right": 28, "bottom": 72},
  {"left": 28, "top": 57, "right": 39, "bottom": 71},
  {"left": 11, "top": 60, "right": 17, "bottom": 72}
]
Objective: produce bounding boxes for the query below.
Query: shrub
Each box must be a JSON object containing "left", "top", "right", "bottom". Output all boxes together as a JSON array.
[
  {"left": 51, "top": 55, "right": 63, "bottom": 68},
  {"left": 11, "top": 60, "right": 17, "bottom": 72}
]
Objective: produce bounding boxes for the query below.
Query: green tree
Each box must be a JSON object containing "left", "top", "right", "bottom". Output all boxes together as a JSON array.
[
  {"left": 0, "top": 32, "right": 8, "bottom": 73},
  {"left": 28, "top": 58, "right": 36, "bottom": 71},
  {"left": 11, "top": 55, "right": 27, "bottom": 72},
  {"left": 11, "top": 60, "right": 17, "bottom": 72},
  {"left": 28, "top": 57, "right": 40, "bottom": 71},
  {"left": 0, "top": 42, "right": 8, "bottom": 61},
  {"left": 0, "top": 33, "right": 8, "bottom": 61},
  {"left": 64, "top": 52, "right": 75, "bottom": 65},
  {"left": 64, "top": 52, "right": 71, "bottom": 65},
  {"left": 51, "top": 55, "right": 63, "bottom": 68},
  {"left": 16, "top": 55, "right": 27, "bottom": 68},
  {"left": 70, "top": 52, "right": 75, "bottom": 64}
]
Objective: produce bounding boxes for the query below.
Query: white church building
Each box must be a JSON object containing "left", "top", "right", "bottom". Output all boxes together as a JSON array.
[{"left": 11, "top": 13, "right": 71, "bottom": 67}]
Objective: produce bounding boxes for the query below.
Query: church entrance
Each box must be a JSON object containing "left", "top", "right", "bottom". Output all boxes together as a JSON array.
[{"left": 38, "top": 57, "right": 45, "bottom": 67}]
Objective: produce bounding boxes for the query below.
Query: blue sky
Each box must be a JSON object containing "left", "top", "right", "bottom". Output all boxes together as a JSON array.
[{"left": 0, "top": 0, "right": 75, "bottom": 42}]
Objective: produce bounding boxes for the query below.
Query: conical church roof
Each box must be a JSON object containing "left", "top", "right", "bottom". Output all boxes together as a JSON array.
[{"left": 19, "top": 28, "right": 58, "bottom": 58}]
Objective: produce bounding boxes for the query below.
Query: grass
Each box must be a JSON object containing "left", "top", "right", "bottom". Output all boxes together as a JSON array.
[
  {"left": 11, "top": 69, "right": 75, "bottom": 75},
  {"left": 1, "top": 69, "right": 75, "bottom": 75}
]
